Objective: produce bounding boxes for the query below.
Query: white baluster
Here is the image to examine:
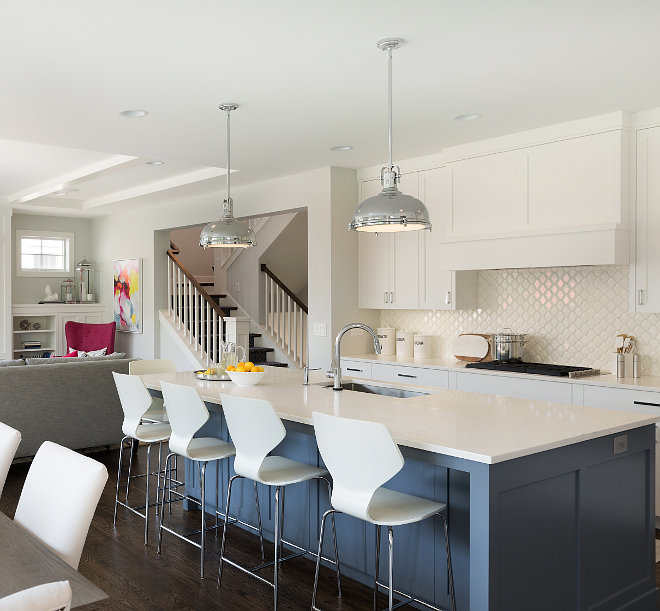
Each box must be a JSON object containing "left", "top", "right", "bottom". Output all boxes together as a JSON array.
[
  {"left": 287, "top": 295, "right": 292, "bottom": 355},
  {"left": 167, "top": 258, "right": 172, "bottom": 317},
  {"left": 206, "top": 302, "right": 210, "bottom": 364},
  {"left": 270, "top": 278, "right": 275, "bottom": 335},
  {"left": 293, "top": 302, "right": 298, "bottom": 365},
  {"left": 213, "top": 310, "right": 218, "bottom": 365},
  {"left": 177, "top": 268, "right": 182, "bottom": 330}
]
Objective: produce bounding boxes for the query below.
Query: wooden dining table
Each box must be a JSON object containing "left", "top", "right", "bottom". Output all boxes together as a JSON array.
[{"left": 0, "top": 510, "right": 108, "bottom": 609}]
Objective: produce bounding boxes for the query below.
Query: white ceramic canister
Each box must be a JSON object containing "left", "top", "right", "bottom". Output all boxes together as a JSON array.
[
  {"left": 377, "top": 327, "right": 396, "bottom": 356},
  {"left": 395, "top": 331, "right": 414, "bottom": 357},
  {"left": 413, "top": 335, "right": 432, "bottom": 359}
]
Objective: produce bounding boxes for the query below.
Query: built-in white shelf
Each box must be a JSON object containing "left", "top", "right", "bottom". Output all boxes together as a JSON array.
[
  {"left": 13, "top": 329, "right": 56, "bottom": 334},
  {"left": 13, "top": 347, "right": 55, "bottom": 353}
]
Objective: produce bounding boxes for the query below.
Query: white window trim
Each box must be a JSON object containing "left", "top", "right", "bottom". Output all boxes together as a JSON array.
[{"left": 16, "top": 230, "right": 75, "bottom": 278}]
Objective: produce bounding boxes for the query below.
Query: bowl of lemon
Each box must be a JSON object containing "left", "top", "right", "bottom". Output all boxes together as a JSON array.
[{"left": 226, "top": 362, "right": 266, "bottom": 386}]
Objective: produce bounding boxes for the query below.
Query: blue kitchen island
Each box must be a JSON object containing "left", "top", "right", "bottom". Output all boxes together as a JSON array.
[{"left": 143, "top": 369, "right": 660, "bottom": 611}]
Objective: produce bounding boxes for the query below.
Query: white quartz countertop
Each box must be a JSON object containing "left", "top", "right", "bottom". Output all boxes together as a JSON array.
[
  {"left": 140, "top": 368, "right": 659, "bottom": 465},
  {"left": 343, "top": 354, "right": 660, "bottom": 392}
]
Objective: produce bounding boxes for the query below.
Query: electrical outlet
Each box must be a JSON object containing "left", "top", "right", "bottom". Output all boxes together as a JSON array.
[
  {"left": 313, "top": 323, "right": 327, "bottom": 337},
  {"left": 613, "top": 434, "right": 628, "bottom": 454},
  {"left": 351, "top": 328, "right": 364, "bottom": 336},
  {"left": 235, "top": 283, "right": 240, "bottom": 292}
]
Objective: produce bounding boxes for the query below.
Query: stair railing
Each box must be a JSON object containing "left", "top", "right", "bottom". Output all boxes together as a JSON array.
[
  {"left": 167, "top": 247, "right": 224, "bottom": 366},
  {"left": 261, "top": 264, "right": 307, "bottom": 367}
]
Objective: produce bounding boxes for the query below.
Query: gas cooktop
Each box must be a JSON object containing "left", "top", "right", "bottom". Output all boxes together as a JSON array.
[{"left": 464, "top": 361, "right": 600, "bottom": 378}]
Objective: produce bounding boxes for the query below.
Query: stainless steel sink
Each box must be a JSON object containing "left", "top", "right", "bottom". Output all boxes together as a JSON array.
[{"left": 322, "top": 381, "right": 431, "bottom": 398}]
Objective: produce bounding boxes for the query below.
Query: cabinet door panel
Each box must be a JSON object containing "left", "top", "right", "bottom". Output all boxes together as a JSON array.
[
  {"left": 391, "top": 231, "right": 419, "bottom": 309},
  {"left": 635, "top": 126, "right": 660, "bottom": 312},
  {"left": 340, "top": 359, "right": 372, "bottom": 379},
  {"left": 448, "top": 153, "right": 528, "bottom": 235},
  {"left": 456, "top": 372, "right": 573, "bottom": 404},
  {"left": 58, "top": 314, "right": 80, "bottom": 354},
  {"left": 359, "top": 232, "right": 390, "bottom": 308},
  {"left": 528, "top": 134, "right": 620, "bottom": 225},
  {"left": 371, "top": 363, "right": 449, "bottom": 389}
]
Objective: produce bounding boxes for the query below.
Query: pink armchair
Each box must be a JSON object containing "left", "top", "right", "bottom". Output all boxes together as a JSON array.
[{"left": 64, "top": 321, "right": 116, "bottom": 355}]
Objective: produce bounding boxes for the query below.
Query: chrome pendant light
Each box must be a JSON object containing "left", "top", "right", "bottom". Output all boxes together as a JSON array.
[
  {"left": 199, "top": 104, "right": 256, "bottom": 248},
  {"left": 349, "top": 39, "right": 431, "bottom": 233}
]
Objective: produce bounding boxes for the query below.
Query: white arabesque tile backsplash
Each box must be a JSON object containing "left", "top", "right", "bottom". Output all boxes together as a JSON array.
[{"left": 380, "top": 266, "right": 660, "bottom": 376}]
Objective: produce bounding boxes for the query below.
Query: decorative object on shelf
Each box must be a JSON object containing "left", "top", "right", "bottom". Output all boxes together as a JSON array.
[
  {"left": 349, "top": 39, "right": 431, "bottom": 234},
  {"left": 76, "top": 257, "right": 95, "bottom": 303},
  {"left": 114, "top": 258, "right": 142, "bottom": 333},
  {"left": 199, "top": 104, "right": 256, "bottom": 249},
  {"left": 18, "top": 319, "right": 31, "bottom": 331},
  {"left": 32, "top": 322, "right": 42, "bottom": 330},
  {"left": 61, "top": 278, "right": 76, "bottom": 303},
  {"left": 43, "top": 285, "right": 59, "bottom": 302}
]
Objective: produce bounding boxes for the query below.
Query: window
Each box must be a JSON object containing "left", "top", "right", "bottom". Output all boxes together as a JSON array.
[{"left": 16, "top": 230, "right": 74, "bottom": 277}]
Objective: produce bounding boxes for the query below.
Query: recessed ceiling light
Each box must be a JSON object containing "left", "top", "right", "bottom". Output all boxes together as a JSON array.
[
  {"left": 330, "top": 146, "right": 353, "bottom": 151},
  {"left": 119, "top": 109, "right": 148, "bottom": 118},
  {"left": 451, "top": 113, "right": 481, "bottom": 121},
  {"left": 146, "top": 160, "right": 164, "bottom": 165}
]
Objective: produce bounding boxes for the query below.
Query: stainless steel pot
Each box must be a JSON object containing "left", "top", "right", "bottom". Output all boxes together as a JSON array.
[{"left": 490, "top": 328, "right": 527, "bottom": 362}]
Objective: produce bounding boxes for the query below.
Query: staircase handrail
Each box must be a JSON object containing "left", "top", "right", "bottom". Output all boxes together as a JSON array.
[
  {"left": 260, "top": 264, "right": 308, "bottom": 314},
  {"left": 168, "top": 248, "right": 225, "bottom": 320}
]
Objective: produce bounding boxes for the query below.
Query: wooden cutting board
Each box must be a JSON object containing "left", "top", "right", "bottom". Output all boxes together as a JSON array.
[{"left": 453, "top": 334, "right": 492, "bottom": 362}]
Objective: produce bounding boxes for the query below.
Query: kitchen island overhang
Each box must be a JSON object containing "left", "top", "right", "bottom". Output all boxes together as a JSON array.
[{"left": 141, "top": 369, "right": 659, "bottom": 611}]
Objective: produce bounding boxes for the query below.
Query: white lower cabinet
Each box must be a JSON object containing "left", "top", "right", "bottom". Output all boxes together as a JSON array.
[
  {"left": 341, "top": 360, "right": 372, "bottom": 380},
  {"left": 371, "top": 363, "right": 450, "bottom": 389},
  {"left": 455, "top": 371, "right": 573, "bottom": 404}
]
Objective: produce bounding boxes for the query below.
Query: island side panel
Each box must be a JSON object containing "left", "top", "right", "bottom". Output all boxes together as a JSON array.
[{"left": 489, "top": 424, "right": 657, "bottom": 611}]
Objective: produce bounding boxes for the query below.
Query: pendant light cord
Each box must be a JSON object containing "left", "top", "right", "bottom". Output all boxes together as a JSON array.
[
  {"left": 225, "top": 109, "right": 232, "bottom": 211},
  {"left": 388, "top": 46, "right": 393, "bottom": 169}
]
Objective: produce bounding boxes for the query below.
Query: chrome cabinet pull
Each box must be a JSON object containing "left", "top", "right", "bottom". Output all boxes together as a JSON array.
[
  {"left": 639, "top": 289, "right": 644, "bottom": 306},
  {"left": 397, "top": 373, "right": 417, "bottom": 378},
  {"left": 384, "top": 292, "right": 388, "bottom": 303},
  {"left": 390, "top": 291, "right": 394, "bottom": 303},
  {"left": 445, "top": 291, "right": 451, "bottom": 305},
  {"left": 346, "top": 368, "right": 363, "bottom": 372}
]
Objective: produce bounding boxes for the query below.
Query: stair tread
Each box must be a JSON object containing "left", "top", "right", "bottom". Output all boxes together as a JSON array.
[
  {"left": 249, "top": 333, "right": 262, "bottom": 338},
  {"left": 250, "top": 347, "right": 274, "bottom": 353},
  {"left": 252, "top": 362, "right": 288, "bottom": 368}
]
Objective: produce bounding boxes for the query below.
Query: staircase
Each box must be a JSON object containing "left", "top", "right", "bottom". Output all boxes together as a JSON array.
[
  {"left": 165, "top": 245, "right": 287, "bottom": 368},
  {"left": 261, "top": 264, "right": 308, "bottom": 368}
]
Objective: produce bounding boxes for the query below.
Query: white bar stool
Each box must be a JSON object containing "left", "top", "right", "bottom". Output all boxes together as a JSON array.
[
  {"left": 311, "top": 412, "right": 456, "bottom": 611},
  {"left": 112, "top": 372, "right": 172, "bottom": 546},
  {"left": 158, "top": 381, "right": 236, "bottom": 578},
  {"left": 129, "top": 359, "right": 182, "bottom": 504},
  {"left": 0, "top": 421, "right": 21, "bottom": 500},
  {"left": 217, "top": 393, "right": 341, "bottom": 611},
  {"left": 129, "top": 359, "right": 177, "bottom": 423}
]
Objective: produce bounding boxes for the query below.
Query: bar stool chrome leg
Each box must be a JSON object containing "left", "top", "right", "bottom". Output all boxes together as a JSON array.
[
  {"left": 387, "top": 527, "right": 394, "bottom": 611},
  {"left": 311, "top": 508, "right": 342, "bottom": 611},
  {"left": 373, "top": 525, "right": 381, "bottom": 611},
  {"left": 218, "top": 474, "right": 242, "bottom": 590},
  {"left": 113, "top": 436, "right": 130, "bottom": 525},
  {"left": 254, "top": 481, "right": 265, "bottom": 561},
  {"left": 438, "top": 513, "right": 456, "bottom": 611}
]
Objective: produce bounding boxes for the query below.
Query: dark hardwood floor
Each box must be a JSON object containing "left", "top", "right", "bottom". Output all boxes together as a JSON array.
[
  {"left": 3, "top": 446, "right": 660, "bottom": 610},
  {"left": 0, "top": 446, "right": 379, "bottom": 611}
]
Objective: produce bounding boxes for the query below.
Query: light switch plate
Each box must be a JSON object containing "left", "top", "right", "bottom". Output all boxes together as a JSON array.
[
  {"left": 313, "top": 323, "right": 327, "bottom": 337},
  {"left": 613, "top": 434, "right": 628, "bottom": 454}
]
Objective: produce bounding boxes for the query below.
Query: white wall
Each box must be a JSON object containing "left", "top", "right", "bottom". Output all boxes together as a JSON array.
[
  {"left": 261, "top": 210, "right": 308, "bottom": 300},
  {"left": 169, "top": 225, "right": 214, "bottom": 284},
  {"left": 11, "top": 213, "right": 93, "bottom": 305},
  {"left": 0, "top": 209, "right": 11, "bottom": 360},
  {"left": 225, "top": 212, "right": 297, "bottom": 323}
]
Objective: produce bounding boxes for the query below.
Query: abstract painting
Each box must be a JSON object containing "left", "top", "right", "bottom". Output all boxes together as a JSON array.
[{"left": 114, "top": 258, "right": 142, "bottom": 333}]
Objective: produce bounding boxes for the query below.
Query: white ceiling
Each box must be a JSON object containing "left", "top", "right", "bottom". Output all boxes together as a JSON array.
[{"left": 2, "top": 0, "right": 660, "bottom": 217}]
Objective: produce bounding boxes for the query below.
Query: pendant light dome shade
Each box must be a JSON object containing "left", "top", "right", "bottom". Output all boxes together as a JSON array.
[
  {"left": 199, "top": 198, "right": 257, "bottom": 248},
  {"left": 349, "top": 169, "right": 431, "bottom": 232},
  {"left": 199, "top": 103, "right": 256, "bottom": 249},
  {"left": 349, "top": 39, "right": 431, "bottom": 234}
]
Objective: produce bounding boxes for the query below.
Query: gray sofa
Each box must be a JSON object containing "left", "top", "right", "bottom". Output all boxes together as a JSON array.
[{"left": 0, "top": 357, "right": 132, "bottom": 458}]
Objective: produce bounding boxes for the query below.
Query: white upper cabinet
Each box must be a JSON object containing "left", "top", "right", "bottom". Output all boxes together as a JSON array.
[
  {"left": 634, "top": 126, "right": 660, "bottom": 312},
  {"left": 358, "top": 175, "right": 419, "bottom": 309},
  {"left": 418, "top": 168, "right": 477, "bottom": 310},
  {"left": 442, "top": 130, "right": 628, "bottom": 240}
]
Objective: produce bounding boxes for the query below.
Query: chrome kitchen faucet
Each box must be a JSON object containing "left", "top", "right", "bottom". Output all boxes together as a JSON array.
[{"left": 327, "top": 323, "right": 381, "bottom": 390}]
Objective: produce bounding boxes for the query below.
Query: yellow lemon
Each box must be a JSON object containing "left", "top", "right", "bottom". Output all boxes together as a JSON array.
[
  {"left": 226, "top": 365, "right": 237, "bottom": 372},
  {"left": 245, "top": 362, "right": 254, "bottom": 370},
  {"left": 253, "top": 366, "right": 264, "bottom": 372},
  {"left": 236, "top": 366, "right": 248, "bottom": 372},
  {"left": 203, "top": 369, "right": 211, "bottom": 375},
  {"left": 237, "top": 362, "right": 246, "bottom": 368}
]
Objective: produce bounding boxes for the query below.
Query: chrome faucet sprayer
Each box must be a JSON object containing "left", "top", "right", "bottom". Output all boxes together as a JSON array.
[{"left": 327, "top": 323, "right": 381, "bottom": 390}]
